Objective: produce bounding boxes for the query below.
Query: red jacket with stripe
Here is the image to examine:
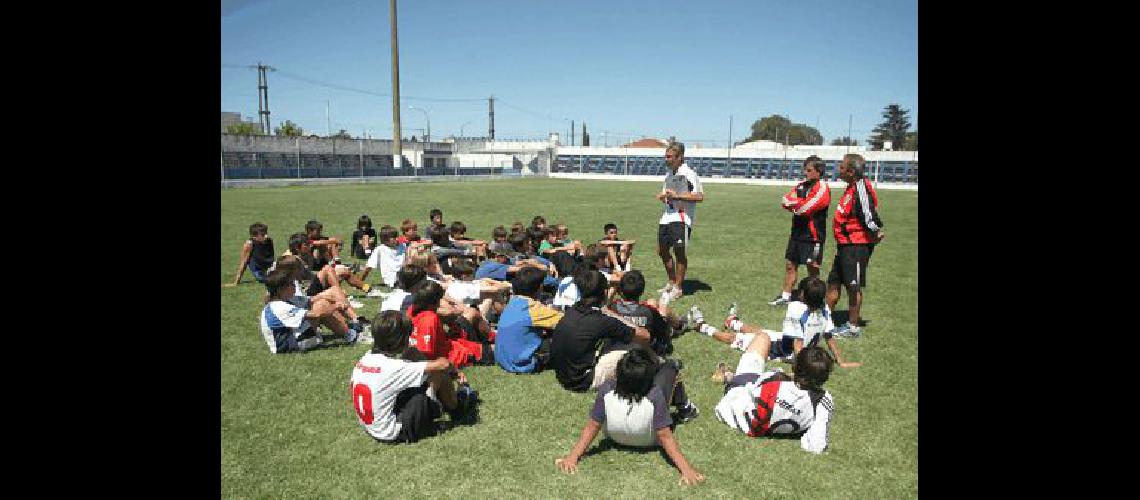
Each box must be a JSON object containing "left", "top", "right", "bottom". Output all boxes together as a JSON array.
[
  {"left": 832, "top": 178, "right": 883, "bottom": 245},
  {"left": 782, "top": 179, "right": 830, "bottom": 242}
]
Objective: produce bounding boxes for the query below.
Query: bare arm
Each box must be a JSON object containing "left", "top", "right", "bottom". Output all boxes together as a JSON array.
[
  {"left": 601, "top": 309, "right": 651, "bottom": 345},
  {"left": 556, "top": 419, "right": 602, "bottom": 474},
  {"left": 826, "top": 337, "right": 862, "bottom": 368},
  {"left": 424, "top": 356, "right": 454, "bottom": 373},
  {"left": 231, "top": 241, "right": 253, "bottom": 285},
  {"left": 656, "top": 427, "right": 705, "bottom": 486}
]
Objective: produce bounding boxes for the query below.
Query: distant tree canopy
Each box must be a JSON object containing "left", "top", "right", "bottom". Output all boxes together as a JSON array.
[
  {"left": 225, "top": 122, "right": 263, "bottom": 136},
  {"left": 867, "top": 104, "right": 912, "bottom": 150},
  {"left": 743, "top": 115, "right": 822, "bottom": 146},
  {"left": 904, "top": 130, "right": 918, "bottom": 151},
  {"left": 830, "top": 136, "right": 858, "bottom": 146},
  {"left": 274, "top": 120, "right": 303, "bottom": 137},
  {"left": 330, "top": 129, "right": 353, "bottom": 140}
]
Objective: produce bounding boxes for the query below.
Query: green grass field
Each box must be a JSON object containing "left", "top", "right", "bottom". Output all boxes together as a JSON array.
[{"left": 221, "top": 178, "right": 917, "bottom": 499}]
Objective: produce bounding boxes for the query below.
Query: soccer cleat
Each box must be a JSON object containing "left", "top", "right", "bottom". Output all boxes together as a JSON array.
[
  {"left": 675, "top": 402, "right": 700, "bottom": 424},
  {"left": 668, "top": 285, "right": 684, "bottom": 300},
  {"left": 656, "top": 282, "right": 674, "bottom": 294},
  {"left": 357, "top": 330, "right": 374, "bottom": 345},
  {"left": 450, "top": 384, "right": 480, "bottom": 423},
  {"left": 298, "top": 335, "right": 322, "bottom": 351},
  {"left": 686, "top": 305, "right": 705, "bottom": 327},
  {"left": 834, "top": 323, "right": 862, "bottom": 338},
  {"left": 767, "top": 295, "right": 788, "bottom": 306},
  {"left": 658, "top": 290, "right": 673, "bottom": 307}
]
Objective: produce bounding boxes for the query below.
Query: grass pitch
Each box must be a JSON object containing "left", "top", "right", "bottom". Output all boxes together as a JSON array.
[{"left": 221, "top": 178, "right": 917, "bottom": 498}]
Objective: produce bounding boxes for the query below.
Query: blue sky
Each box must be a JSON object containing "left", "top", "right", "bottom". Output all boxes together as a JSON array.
[{"left": 221, "top": 0, "right": 916, "bottom": 146}]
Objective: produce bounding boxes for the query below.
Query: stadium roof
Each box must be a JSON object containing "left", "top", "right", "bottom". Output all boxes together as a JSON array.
[{"left": 622, "top": 138, "right": 669, "bottom": 148}]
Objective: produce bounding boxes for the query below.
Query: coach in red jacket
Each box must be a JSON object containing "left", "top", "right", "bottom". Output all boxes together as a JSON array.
[
  {"left": 827, "top": 154, "right": 885, "bottom": 338},
  {"left": 769, "top": 156, "right": 831, "bottom": 306}
]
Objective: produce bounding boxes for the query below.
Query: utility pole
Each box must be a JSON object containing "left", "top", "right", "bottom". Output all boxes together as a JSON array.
[
  {"left": 846, "top": 114, "right": 853, "bottom": 154},
  {"left": 390, "top": 0, "right": 403, "bottom": 169},
  {"left": 488, "top": 95, "right": 495, "bottom": 140},
  {"left": 326, "top": 99, "right": 331, "bottom": 137},
  {"left": 252, "top": 62, "right": 276, "bottom": 135},
  {"left": 571, "top": 120, "right": 575, "bottom": 146},
  {"left": 726, "top": 115, "right": 733, "bottom": 174}
]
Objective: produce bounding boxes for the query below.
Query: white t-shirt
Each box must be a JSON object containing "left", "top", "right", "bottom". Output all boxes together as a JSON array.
[
  {"left": 781, "top": 302, "right": 836, "bottom": 346},
  {"left": 591, "top": 380, "right": 671, "bottom": 448},
  {"left": 380, "top": 289, "right": 412, "bottom": 312},
  {"left": 350, "top": 352, "right": 430, "bottom": 441},
  {"left": 446, "top": 280, "right": 481, "bottom": 306},
  {"left": 659, "top": 163, "right": 703, "bottom": 226},
  {"left": 552, "top": 276, "right": 580, "bottom": 307},
  {"left": 259, "top": 298, "right": 312, "bottom": 354},
  {"left": 714, "top": 370, "right": 834, "bottom": 453},
  {"left": 366, "top": 243, "right": 406, "bottom": 287}
]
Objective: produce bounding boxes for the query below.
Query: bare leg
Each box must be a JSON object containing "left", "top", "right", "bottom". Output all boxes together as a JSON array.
[
  {"left": 311, "top": 300, "right": 350, "bottom": 336},
  {"left": 658, "top": 243, "right": 676, "bottom": 285},
  {"left": 826, "top": 283, "right": 842, "bottom": 311},
  {"left": 782, "top": 260, "right": 797, "bottom": 294},
  {"left": 673, "top": 246, "right": 688, "bottom": 290},
  {"left": 426, "top": 370, "right": 458, "bottom": 411},
  {"left": 847, "top": 285, "right": 862, "bottom": 326},
  {"left": 742, "top": 330, "right": 771, "bottom": 360}
]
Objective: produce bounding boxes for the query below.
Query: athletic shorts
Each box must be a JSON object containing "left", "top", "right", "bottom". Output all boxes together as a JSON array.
[
  {"left": 247, "top": 262, "right": 269, "bottom": 283},
  {"left": 657, "top": 221, "right": 691, "bottom": 249},
  {"left": 724, "top": 352, "right": 767, "bottom": 391},
  {"left": 785, "top": 238, "right": 824, "bottom": 267},
  {"left": 828, "top": 244, "right": 873, "bottom": 289}
]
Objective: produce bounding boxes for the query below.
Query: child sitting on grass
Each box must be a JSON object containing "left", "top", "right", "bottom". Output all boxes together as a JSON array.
[
  {"left": 406, "top": 280, "right": 495, "bottom": 369},
  {"left": 350, "top": 215, "right": 377, "bottom": 260},
  {"left": 228, "top": 222, "right": 274, "bottom": 286},
  {"left": 556, "top": 346, "right": 705, "bottom": 487},
  {"left": 598, "top": 223, "right": 635, "bottom": 273},
  {"left": 258, "top": 267, "right": 367, "bottom": 354},
  {"left": 351, "top": 310, "right": 478, "bottom": 444}
]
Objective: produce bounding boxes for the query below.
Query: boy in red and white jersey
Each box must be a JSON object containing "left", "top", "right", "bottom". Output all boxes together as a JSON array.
[
  {"left": 350, "top": 310, "right": 477, "bottom": 444},
  {"left": 713, "top": 339, "right": 836, "bottom": 454}
]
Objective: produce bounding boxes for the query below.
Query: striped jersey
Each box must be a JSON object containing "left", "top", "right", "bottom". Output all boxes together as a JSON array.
[
  {"left": 833, "top": 178, "right": 883, "bottom": 245},
  {"left": 259, "top": 297, "right": 313, "bottom": 354},
  {"left": 714, "top": 371, "right": 834, "bottom": 453},
  {"left": 783, "top": 179, "right": 830, "bottom": 242}
]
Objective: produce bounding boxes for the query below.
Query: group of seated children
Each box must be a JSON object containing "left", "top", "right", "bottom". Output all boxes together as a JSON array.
[{"left": 232, "top": 209, "right": 858, "bottom": 486}]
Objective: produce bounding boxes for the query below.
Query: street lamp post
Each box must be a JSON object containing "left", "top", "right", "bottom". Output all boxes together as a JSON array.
[
  {"left": 459, "top": 120, "right": 471, "bottom": 139},
  {"left": 408, "top": 105, "right": 430, "bottom": 143}
]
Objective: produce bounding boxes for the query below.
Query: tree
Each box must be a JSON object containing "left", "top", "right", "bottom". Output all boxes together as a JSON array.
[
  {"left": 867, "top": 104, "right": 911, "bottom": 151},
  {"left": 742, "top": 115, "right": 823, "bottom": 145},
  {"left": 274, "top": 120, "right": 303, "bottom": 137},
  {"left": 330, "top": 129, "right": 353, "bottom": 140},
  {"left": 904, "top": 130, "right": 918, "bottom": 151},
  {"left": 830, "top": 136, "right": 858, "bottom": 146},
  {"left": 225, "top": 122, "right": 263, "bottom": 136}
]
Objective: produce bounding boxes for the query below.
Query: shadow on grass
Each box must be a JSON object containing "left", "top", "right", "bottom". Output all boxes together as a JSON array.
[
  {"left": 830, "top": 310, "right": 870, "bottom": 327},
  {"left": 680, "top": 279, "right": 713, "bottom": 296}
]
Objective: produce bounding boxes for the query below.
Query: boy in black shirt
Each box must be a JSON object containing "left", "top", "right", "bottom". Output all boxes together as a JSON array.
[{"left": 228, "top": 222, "right": 274, "bottom": 286}]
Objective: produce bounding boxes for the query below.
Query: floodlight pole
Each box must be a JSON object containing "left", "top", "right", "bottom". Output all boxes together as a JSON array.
[{"left": 390, "top": 0, "right": 403, "bottom": 170}]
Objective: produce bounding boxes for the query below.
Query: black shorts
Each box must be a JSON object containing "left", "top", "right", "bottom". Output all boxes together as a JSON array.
[
  {"left": 785, "top": 238, "right": 824, "bottom": 266},
  {"left": 381, "top": 385, "right": 443, "bottom": 444},
  {"left": 827, "top": 244, "right": 874, "bottom": 289},
  {"left": 657, "top": 222, "right": 691, "bottom": 249}
]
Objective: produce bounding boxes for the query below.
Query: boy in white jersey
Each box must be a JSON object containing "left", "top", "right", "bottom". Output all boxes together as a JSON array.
[
  {"left": 258, "top": 268, "right": 365, "bottom": 354},
  {"left": 713, "top": 338, "right": 836, "bottom": 454},
  {"left": 350, "top": 310, "right": 478, "bottom": 444},
  {"left": 655, "top": 142, "right": 704, "bottom": 301},
  {"left": 688, "top": 277, "right": 861, "bottom": 369}
]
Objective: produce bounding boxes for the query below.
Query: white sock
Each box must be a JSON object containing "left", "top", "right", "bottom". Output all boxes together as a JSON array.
[
  {"left": 699, "top": 324, "right": 718, "bottom": 336},
  {"left": 781, "top": 291, "right": 791, "bottom": 300}
]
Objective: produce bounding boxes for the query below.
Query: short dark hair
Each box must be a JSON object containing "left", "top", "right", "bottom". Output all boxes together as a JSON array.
[
  {"left": 264, "top": 268, "right": 294, "bottom": 298},
  {"left": 603, "top": 223, "right": 617, "bottom": 234},
  {"left": 249, "top": 222, "right": 268, "bottom": 237},
  {"left": 581, "top": 243, "right": 607, "bottom": 270},
  {"left": 531, "top": 215, "right": 546, "bottom": 227},
  {"left": 510, "top": 221, "right": 525, "bottom": 234},
  {"left": 400, "top": 219, "right": 418, "bottom": 234},
  {"left": 378, "top": 225, "right": 398, "bottom": 244},
  {"left": 410, "top": 280, "right": 445, "bottom": 314},
  {"left": 509, "top": 232, "right": 530, "bottom": 253},
  {"left": 288, "top": 232, "right": 310, "bottom": 254},
  {"left": 451, "top": 259, "right": 475, "bottom": 279},
  {"left": 304, "top": 220, "right": 322, "bottom": 233},
  {"left": 396, "top": 264, "right": 427, "bottom": 291},
  {"left": 793, "top": 346, "right": 834, "bottom": 391},
  {"left": 804, "top": 155, "right": 826, "bottom": 176},
  {"left": 527, "top": 227, "right": 545, "bottom": 248},
  {"left": 574, "top": 270, "right": 608, "bottom": 308},
  {"left": 492, "top": 225, "right": 507, "bottom": 239},
  {"left": 429, "top": 208, "right": 443, "bottom": 219},
  {"left": 371, "top": 310, "right": 414, "bottom": 356},
  {"left": 543, "top": 227, "right": 558, "bottom": 238},
  {"left": 619, "top": 270, "right": 646, "bottom": 301},
  {"left": 797, "top": 276, "right": 827, "bottom": 310},
  {"left": 511, "top": 266, "right": 545, "bottom": 298},
  {"left": 357, "top": 215, "right": 372, "bottom": 229},
  {"left": 615, "top": 346, "right": 657, "bottom": 404},
  {"left": 449, "top": 221, "right": 466, "bottom": 236},
  {"left": 429, "top": 225, "right": 451, "bottom": 247}
]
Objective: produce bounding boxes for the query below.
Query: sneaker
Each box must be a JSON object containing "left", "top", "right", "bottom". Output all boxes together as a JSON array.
[
  {"left": 686, "top": 305, "right": 705, "bottom": 327},
  {"left": 344, "top": 328, "right": 360, "bottom": 344},
  {"left": 727, "top": 302, "right": 739, "bottom": 318},
  {"left": 675, "top": 402, "right": 700, "bottom": 424},
  {"left": 366, "top": 288, "right": 388, "bottom": 298},
  {"left": 357, "top": 330, "right": 374, "bottom": 345},
  {"left": 658, "top": 290, "right": 673, "bottom": 307},
  {"left": 348, "top": 298, "right": 365, "bottom": 309},
  {"left": 450, "top": 384, "right": 480, "bottom": 423},
  {"left": 297, "top": 335, "right": 322, "bottom": 351},
  {"left": 668, "top": 285, "right": 684, "bottom": 300},
  {"left": 767, "top": 295, "right": 789, "bottom": 306},
  {"left": 834, "top": 323, "right": 862, "bottom": 338}
]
